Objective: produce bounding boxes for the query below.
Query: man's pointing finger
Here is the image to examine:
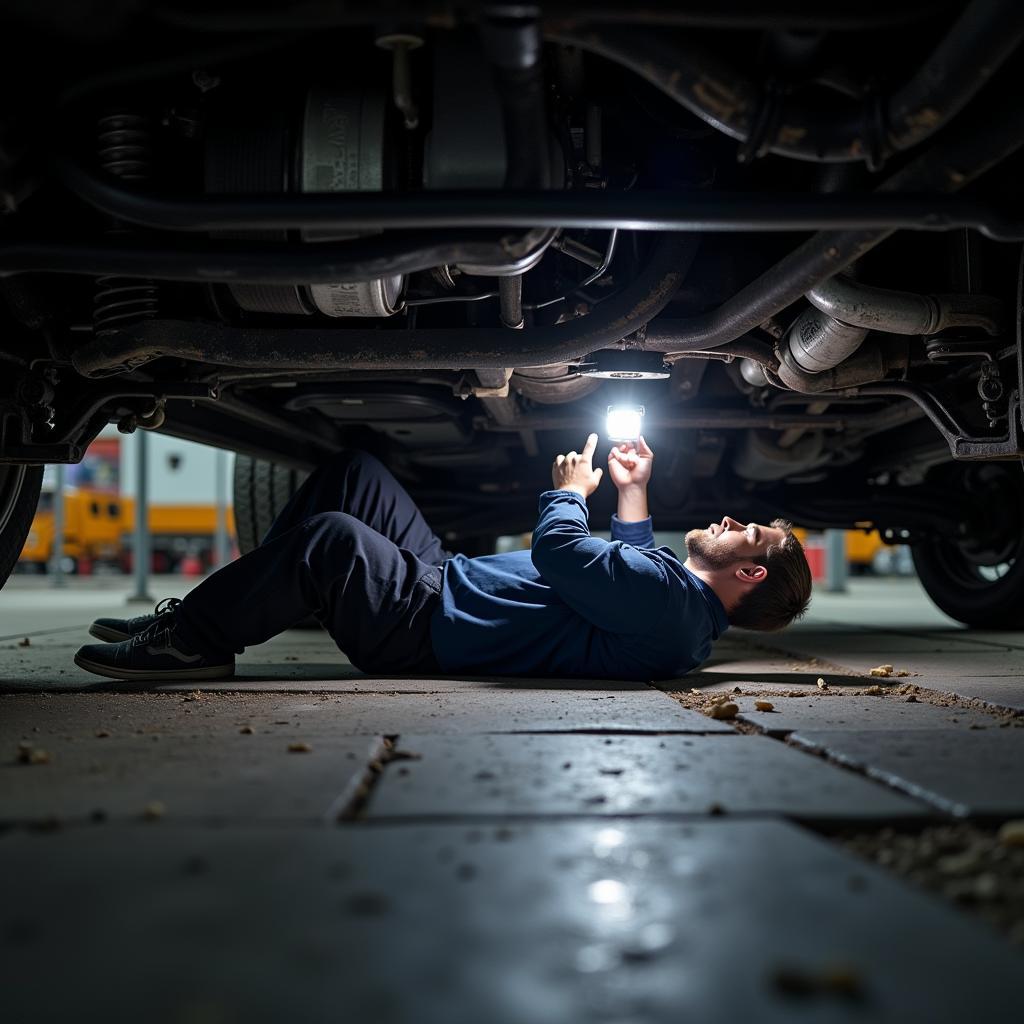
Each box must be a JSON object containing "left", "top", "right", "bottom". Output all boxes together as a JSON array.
[{"left": 582, "top": 433, "right": 598, "bottom": 458}]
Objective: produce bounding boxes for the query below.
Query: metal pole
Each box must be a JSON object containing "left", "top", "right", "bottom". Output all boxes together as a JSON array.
[
  {"left": 825, "top": 528, "right": 848, "bottom": 594},
  {"left": 49, "top": 464, "right": 67, "bottom": 588},
  {"left": 213, "top": 447, "right": 230, "bottom": 570},
  {"left": 128, "top": 430, "right": 153, "bottom": 603}
]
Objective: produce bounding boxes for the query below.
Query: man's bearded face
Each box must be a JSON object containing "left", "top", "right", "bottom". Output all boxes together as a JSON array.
[{"left": 685, "top": 527, "right": 746, "bottom": 571}]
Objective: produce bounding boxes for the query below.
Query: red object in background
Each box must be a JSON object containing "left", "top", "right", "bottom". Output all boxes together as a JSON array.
[
  {"left": 180, "top": 554, "right": 203, "bottom": 577},
  {"left": 803, "top": 541, "right": 826, "bottom": 582}
]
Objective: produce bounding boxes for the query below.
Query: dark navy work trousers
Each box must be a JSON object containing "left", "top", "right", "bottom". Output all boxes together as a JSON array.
[{"left": 174, "top": 451, "right": 451, "bottom": 673}]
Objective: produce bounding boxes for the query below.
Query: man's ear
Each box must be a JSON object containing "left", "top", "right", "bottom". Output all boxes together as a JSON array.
[{"left": 735, "top": 564, "right": 767, "bottom": 585}]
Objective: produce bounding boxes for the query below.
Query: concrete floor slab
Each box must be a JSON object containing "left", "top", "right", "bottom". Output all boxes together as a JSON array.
[
  {"left": 751, "top": 633, "right": 1023, "bottom": 679},
  {"left": 762, "top": 631, "right": 1017, "bottom": 656},
  {"left": 937, "top": 678, "right": 1024, "bottom": 712},
  {"left": 1, "top": 688, "right": 725, "bottom": 744},
  {"left": 154, "top": 675, "right": 660, "bottom": 695},
  {"left": 366, "top": 733, "right": 926, "bottom": 822},
  {"left": 789, "top": 729, "right": 1024, "bottom": 817},
  {"left": 0, "top": 732, "right": 381, "bottom": 825},
  {"left": 676, "top": 672, "right": 865, "bottom": 695},
  {"left": 2, "top": 819, "right": 1019, "bottom": 1023},
  {"left": 736, "top": 695, "right": 994, "bottom": 736}
]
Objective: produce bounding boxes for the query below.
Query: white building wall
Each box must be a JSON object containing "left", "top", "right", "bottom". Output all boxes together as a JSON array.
[{"left": 113, "top": 427, "right": 227, "bottom": 504}]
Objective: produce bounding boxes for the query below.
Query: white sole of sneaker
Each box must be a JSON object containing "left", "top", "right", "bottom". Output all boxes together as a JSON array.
[
  {"left": 73, "top": 653, "right": 235, "bottom": 682},
  {"left": 88, "top": 624, "right": 131, "bottom": 643}
]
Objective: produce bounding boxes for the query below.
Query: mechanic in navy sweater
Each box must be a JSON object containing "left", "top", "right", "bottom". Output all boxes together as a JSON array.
[{"left": 75, "top": 434, "right": 812, "bottom": 682}]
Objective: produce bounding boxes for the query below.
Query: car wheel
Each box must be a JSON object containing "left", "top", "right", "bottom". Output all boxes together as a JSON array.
[
  {"left": 911, "top": 463, "right": 1024, "bottom": 628},
  {"left": 232, "top": 455, "right": 309, "bottom": 555},
  {"left": 0, "top": 464, "right": 43, "bottom": 591}
]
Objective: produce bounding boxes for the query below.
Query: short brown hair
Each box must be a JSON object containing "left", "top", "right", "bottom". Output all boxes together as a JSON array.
[{"left": 728, "top": 519, "right": 812, "bottom": 631}]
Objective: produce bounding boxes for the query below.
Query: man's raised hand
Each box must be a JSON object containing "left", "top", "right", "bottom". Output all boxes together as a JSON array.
[
  {"left": 607, "top": 435, "right": 654, "bottom": 491},
  {"left": 552, "top": 433, "right": 604, "bottom": 499}
]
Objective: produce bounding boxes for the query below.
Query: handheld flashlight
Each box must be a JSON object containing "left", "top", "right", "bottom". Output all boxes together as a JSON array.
[{"left": 606, "top": 405, "right": 645, "bottom": 443}]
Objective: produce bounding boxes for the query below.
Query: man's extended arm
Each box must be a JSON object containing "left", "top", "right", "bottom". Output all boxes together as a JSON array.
[{"left": 608, "top": 436, "right": 655, "bottom": 548}]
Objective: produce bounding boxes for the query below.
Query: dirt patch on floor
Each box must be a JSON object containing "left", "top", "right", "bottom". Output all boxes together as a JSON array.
[
  {"left": 661, "top": 681, "right": 1024, "bottom": 729},
  {"left": 835, "top": 822, "right": 1024, "bottom": 948}
]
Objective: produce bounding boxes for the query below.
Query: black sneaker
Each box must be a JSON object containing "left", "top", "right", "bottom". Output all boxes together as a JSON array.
[
  {"left": 89, "top": 597, "right": 183, "bottom": 643},
  {"left": 75, "top": 616, "right": 234, "bottom": 682}
]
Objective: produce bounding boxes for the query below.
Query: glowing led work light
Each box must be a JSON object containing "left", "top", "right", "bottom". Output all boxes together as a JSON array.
[{"left": 606, "top": 405, "right": 645, "bottom": 443}]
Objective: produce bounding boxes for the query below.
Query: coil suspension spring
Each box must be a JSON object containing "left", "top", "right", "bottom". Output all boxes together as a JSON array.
[{"left": 93, "top": 113, "right": 159, "bottom": 334}]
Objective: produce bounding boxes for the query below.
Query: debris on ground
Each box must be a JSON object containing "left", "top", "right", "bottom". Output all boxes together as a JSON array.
[
  {"left": 998, "top": 821, "right": 1024, "bottom": 848},
  {"left": 868, "top": 665, "right": 912, "bottom": 678},
  {"left": 839, "top": 823, "right": 1024, "bottom": 945},
  {"left": 287, "top": 742, "right": 313, "bottom": 753},
  {"left": 770, "top": 962, "right": 864, "bottom": 1001},
  {"left": 706, "top": 702, "right": 738, "bottom": 720},
  {"left": 16, "top": 741, "right": 50, "bottom": 765},
  {"left": 817, "top": 678, "right": 828, "bottom": 690},
  {"left": 239, "top": 725, "right": 254, "bottom": 735},
  {"left": 143, "top": 801, "right": 165, "bottom": 820},
  {"left": 17, "top": 636, "right": 30, "bottom": 647},
  {"left": 388, "top": 748, "right": 422, "bottom": 762},
  {"left": 95, "top": 729, "right": 111, "bottom": 738},
  {"left": 863, "top": 685, "right": 885, "bottom": 696},
  {"left": 754, "top": 701, "right": 775, "bottom": 712}
]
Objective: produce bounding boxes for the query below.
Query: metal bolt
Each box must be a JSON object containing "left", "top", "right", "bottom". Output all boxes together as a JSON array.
[{"left": 376, "top": 33, "right": 423, "bottom": 131}]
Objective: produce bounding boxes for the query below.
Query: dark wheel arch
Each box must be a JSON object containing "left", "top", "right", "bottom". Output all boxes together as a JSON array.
[
  {"left": 0, "top": 464, "right": 43, "bottom": 591},
  {"left": 911, "top": 463, "right": 1024, "bottom": 629}
]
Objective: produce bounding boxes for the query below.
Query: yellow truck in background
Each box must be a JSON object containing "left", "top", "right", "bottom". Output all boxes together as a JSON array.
[{"left": 19, "top": 489, "right": 233, "bottom": 574}]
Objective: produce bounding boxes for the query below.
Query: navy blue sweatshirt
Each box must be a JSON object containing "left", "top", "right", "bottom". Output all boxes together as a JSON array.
[{"left": 429, "top": 489, "right": 728, "bottom": 680}]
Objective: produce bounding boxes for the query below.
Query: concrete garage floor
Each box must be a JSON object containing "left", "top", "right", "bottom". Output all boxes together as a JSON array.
[{"left": 1, "top": 575, "right": 1023, "bottom": 1021}]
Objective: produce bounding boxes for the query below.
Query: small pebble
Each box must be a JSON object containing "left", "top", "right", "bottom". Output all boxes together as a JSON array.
[
  {"left": 143, "top": 801, "right": 165, "bottom": 821},
  {"left": 864, "top": 685, "right": 884, "bottom": 696},
  {"left": 706, "top": 702, "right": 738, "bottom": 720},
  {"left": 905, "top": 695, "right": 918, "bottom": 703},
  {"left": 754, "top": 700, "right": 775, "bottom": 712},
  {"left": 288, "top": 742, "right": 313, "bottom": 753},
  {"left": 821, "top": 964, "right": 864, "bottom": 998},
  {"left": 937, "top": 849, "right": 981, "bottom": 876},
  {"left": 95, "top": 730, "right": 111, "bottom": 738},
  {"left": 997, "top": 820, "right": 1024, "bottom": 847},
  {"left": 239, "top": 726, "right": 254, "bottom": 735},
  {"left": 869, "top": 664, "right": 894, "bottom": 677},
  {"left": 17, "top": 743, "right": 50, "bottom": 765},
  {"left": 816, "top": 678, "right": 827, "bottom": 689}
]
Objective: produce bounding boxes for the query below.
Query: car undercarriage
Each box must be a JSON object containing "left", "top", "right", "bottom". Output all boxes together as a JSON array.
[{"left": 1, "top": 0, "right": 1023, "bottom": 626}]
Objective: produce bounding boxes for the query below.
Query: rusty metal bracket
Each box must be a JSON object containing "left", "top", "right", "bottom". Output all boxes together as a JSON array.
[{"left": 853, "top": 381, "right": 1024, "bottom": 461}]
